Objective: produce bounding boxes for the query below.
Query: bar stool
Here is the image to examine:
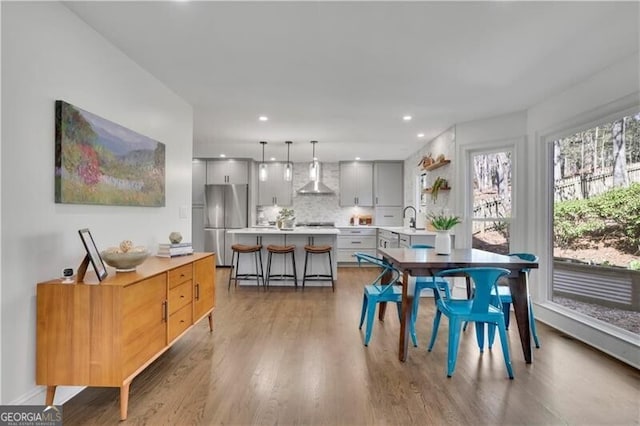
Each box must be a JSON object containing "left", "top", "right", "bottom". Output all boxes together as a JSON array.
[
  {"left": 228, "top": 244, "right": 264, "bottom": 290},
  {"left": 302, "top": 245, "right": 334, "bottom": 291},
  {"left": 265, "top": 245, "right": 298, "bottom": 289}
]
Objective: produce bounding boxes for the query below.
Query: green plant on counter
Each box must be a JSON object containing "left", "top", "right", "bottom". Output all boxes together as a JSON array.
[
  {"left": 276, "top": 208, "right": 295, "bottom": 228},
  {"left": 428, "top": 211, "right": 461, "bottom": 231}
]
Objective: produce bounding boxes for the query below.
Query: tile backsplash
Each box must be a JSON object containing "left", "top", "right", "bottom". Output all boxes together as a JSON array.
[{"left": 259, "top": 162, "right": 374, "bottom": 226}]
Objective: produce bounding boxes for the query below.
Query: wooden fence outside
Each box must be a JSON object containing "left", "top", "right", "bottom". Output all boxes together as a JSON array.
[
  {"left": 472, "top": 197, "right": 509, "bottom": 234},
  {"left": 472, "top": 162, "right": 639, "bottom": 233},
  {"left": 554, "top": 163, "right": 640, "bottom": 202}
]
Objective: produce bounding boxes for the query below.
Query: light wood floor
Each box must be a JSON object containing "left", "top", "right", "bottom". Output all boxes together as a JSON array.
[{"left": 63, "top": 267, "right": 640, "bottom": 425}]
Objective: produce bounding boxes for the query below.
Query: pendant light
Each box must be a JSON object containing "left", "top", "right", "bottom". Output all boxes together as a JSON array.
[
  {"left": 259, "top": 141, "right": 268, "bottom": 182},
  {"left": 284, "top": 141, "right": 293, "bottom": 182},
  {"left": 309, "top": 140, "right": 319, "bottom": 181}
]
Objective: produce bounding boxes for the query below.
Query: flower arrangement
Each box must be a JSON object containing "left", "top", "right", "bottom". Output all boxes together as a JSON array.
[
  {"left": 428, "top": 211, "right": 461, "bottom": 231},
  {"left": 276, "top": 208, "right": 295, "bottom": 229}
]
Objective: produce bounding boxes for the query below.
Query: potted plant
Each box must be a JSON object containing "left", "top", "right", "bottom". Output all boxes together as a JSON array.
[
  {"left": 276, "top": 208, "right": 295, "bottom": 229},
  {"left": 430, "top": 177, "right": 449, "bottom": 202},
  {"left": 428, "top": 211, "right": 461, "bottom": 255}
]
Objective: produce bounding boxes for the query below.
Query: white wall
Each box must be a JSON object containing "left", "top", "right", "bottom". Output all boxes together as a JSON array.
[
  {"left": 404, "top": 127, "right": 456, "bottom": 223},
  {"left": 1, "top": 2, "right": 193, "bottom": 404}
]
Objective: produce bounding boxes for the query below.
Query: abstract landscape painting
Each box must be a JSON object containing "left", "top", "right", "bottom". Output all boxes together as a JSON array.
[{"left": 55, "top": 100, "right": 165, "bottom": 207}]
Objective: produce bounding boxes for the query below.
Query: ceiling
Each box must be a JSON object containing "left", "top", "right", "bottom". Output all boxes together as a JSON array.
[{"left": 64, "top": 1, "right": 639, "bottom": 163}]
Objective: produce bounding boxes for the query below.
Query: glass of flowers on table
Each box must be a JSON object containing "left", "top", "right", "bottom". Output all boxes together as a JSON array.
[{"left": 428, "top": 211, "right": 461, "bottom": 255}]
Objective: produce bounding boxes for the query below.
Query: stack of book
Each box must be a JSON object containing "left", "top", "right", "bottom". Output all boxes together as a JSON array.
[{"left": 157, "top": 242, "right": 193, "bottom": 258}]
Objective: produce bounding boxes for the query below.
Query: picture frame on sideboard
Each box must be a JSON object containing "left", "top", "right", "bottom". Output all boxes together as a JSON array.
[{"left": 78, "top": 228, "right": 108, "bottom": 282}]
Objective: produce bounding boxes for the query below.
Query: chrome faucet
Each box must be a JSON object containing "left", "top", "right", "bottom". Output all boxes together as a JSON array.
[{"left": 402, "top": 206, "right": 417, "bottom": 229}]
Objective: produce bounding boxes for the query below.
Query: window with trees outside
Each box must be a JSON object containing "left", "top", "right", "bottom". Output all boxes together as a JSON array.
[
  {"left": 471, "top": 151, "right": 512, "bottom": 255},
  {"left": 552, "top": 112, "right": 639, "bottom": 335}
]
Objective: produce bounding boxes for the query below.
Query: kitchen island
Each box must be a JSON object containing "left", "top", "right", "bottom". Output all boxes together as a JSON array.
[{"left": 227, "top": 227, "right": 340, "bottom": 287}]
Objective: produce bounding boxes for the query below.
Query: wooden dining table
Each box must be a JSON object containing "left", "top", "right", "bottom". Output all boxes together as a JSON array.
[{"left": 377, "top": 247, "right": 539, "bottom": 363}]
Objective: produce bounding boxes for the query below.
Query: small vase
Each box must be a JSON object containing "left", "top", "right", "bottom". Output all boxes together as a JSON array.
[
  {"left": 169, "top": 232, "right": 183, "bottom": 244},
  {"left": 282, "top": 219, "right": 294, "bottom": 229},
  {"left": 434, "top": 230, "right": 451, "bottom": 255}
]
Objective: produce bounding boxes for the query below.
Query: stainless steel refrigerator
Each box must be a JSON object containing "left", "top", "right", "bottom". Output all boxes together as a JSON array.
[{"left": 204, "top": 184, "right": 248, "bottom": 266}]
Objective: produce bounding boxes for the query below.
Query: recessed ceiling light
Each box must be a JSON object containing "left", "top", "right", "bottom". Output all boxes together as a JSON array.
[
  {"left": 219, "top": 154, "right": 226, "bottom": 158},
  {"left": 403, "top": 115, "right": 412, "bottom": 121},
  {"left": 355, "top": 157, "right": 361, "bottom": 161},
  {"left": 417, "top": 133, "right": 425, "bottom": 138},
  {"left": 259, "top": 116, "right": 268, "bottom": 122},
  {"left": 270, "top": 157, "right": 276, "bottom": 161}
]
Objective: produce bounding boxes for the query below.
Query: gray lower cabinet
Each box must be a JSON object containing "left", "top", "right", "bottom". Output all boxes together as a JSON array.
[{"left": 337, "top": 227, "right": 377, "bottom": 263}]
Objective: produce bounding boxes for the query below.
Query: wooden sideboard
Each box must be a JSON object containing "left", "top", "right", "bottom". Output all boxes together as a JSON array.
[{"left": 36, "top": 253, "right": 216, "bottom": 420}]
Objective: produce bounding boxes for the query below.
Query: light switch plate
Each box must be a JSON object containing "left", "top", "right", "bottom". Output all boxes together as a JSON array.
[{"left": 179, "top": 205, "right": 188, "bottom": 219}]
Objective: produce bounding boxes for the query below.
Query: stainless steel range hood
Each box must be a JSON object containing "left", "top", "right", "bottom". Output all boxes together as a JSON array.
[{"left": 297, "top": 163, "right": 335, "bottom": 195}]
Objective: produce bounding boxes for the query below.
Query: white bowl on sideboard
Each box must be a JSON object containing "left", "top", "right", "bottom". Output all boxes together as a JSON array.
[{"left": 101, "top": 249, "right": 149, "bottom": 272}]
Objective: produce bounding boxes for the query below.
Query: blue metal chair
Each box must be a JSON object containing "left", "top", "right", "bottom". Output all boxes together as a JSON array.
[
  {"left": 409, "top": 244, "right": 452, "bottom": 347},
  {"left": 487, "top": 253, "right": 541, "bottom": 349},
  {"left": 355, "top": 252, "right": 403, "bottom": 346},
  {"left": 428, "top": 267, "right": 514, "bottom": 379}
]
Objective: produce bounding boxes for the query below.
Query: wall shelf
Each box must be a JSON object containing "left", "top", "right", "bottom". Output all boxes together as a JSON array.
[
  {"left": 422, "top": 159, "right": 451, "bottom": 172},
  {"left": 423, "top": 187, "right": 451, "bottom": 193}
]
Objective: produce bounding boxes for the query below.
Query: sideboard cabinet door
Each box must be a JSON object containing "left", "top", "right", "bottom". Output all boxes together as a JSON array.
[
  {"left": 194, "top": 256, "right": 216, "bottom": 321},
  {"left": 122, "top": 274, "right": 167, "bottom": 378}
]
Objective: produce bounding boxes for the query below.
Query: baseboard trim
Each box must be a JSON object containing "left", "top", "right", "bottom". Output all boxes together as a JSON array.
[{"left": 11, "top": 386, "right": 85, "bottom": 406}]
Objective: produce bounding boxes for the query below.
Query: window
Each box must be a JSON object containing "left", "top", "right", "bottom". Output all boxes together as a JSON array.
[
  {"left": 551, "top": 112, "right": 640, "bottom": 335},
  {"left": 471, "top": 151, "right": 512, "bottom": 254}
]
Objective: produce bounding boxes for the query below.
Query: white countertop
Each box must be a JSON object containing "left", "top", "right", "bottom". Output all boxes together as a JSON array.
[
  {"left": 228, "top": 227, "right": 341, "bottom": 235},
  {"left": 232, "top": 225, "right": 451, "bottom": 236},
  {"left": 378, "top": 226, "right": 448, "bottom": 236}
]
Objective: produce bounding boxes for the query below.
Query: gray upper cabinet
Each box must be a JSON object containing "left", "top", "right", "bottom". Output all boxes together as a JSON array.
[
  {"left": 339, "top": 161, "right": 373, "bottom": 206},
  {"left": 206, "top": 159, "right": 249, "bottom": 184},
  {"left": 192, "top": 159, "right": 206, "bottom": 206},
  {"left": 257, "top": 162, "right": 293, "bottom": 206},
  {"left": 374, "top": 161, "right": 403, "bottom": 206}
]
